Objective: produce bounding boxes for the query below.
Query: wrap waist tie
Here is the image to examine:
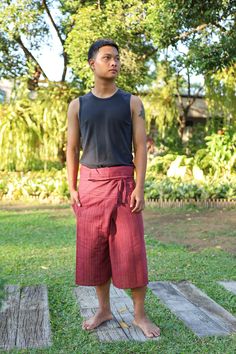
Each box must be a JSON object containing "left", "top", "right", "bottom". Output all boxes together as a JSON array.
[{"left": 87, "top": 176, "right": 133, "bottom": 204}]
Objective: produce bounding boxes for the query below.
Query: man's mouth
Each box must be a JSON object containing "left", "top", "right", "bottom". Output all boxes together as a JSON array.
[{"left": 109, "top": 69, "right": 117, "bottom": 72}]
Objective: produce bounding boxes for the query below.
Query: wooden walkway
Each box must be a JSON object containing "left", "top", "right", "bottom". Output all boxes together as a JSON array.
[
  {"left": 148, "top": 281, "right": 236, "bottom": 337},
  {"left": 0, "top": 285, "right": 51, "bottom": 350},
  {"left": 1, "top": 281, "right": 236, "bottom": 349},
  {"left": 74, "top": 284, "right": 160, "bottom": 342},
  {"left": 218, "top": 281, "right": 236, "bottom": 295}
]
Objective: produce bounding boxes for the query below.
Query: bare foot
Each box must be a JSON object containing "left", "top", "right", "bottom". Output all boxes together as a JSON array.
[
  {"left": 82, "top": 309, "right": 113, "bottom": 330},
  {"left": 133, "top": 316, "right": 160, "bottom": 338}
]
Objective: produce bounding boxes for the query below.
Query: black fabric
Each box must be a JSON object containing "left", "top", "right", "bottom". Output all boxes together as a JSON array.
[{"left": 78, "top": 88, "right": 134, "bottom": 168}]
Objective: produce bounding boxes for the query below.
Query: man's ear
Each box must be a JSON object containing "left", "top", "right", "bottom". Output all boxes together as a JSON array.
[{"left": 88, "top": 58, "right": 95, "bottom": 70}]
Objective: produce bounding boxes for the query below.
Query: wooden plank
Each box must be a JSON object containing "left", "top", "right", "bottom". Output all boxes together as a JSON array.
[
  {"left": 16, "top": 285, "right": 52, "bottom": 349},
  {"left": 0, "top": 285, "right": 20, "bottom": 350},
  {"left": 218, "top": 281, "right": 236, "bottom": 295},
  {"left": 74, "top": 284, "right": 160, "bottom": 342},
  {"left": 173, "top": 281, "right": 236, "bottom": 333},
  {"left": 148, "top": 281, "right": 236, "bottom": 337}
]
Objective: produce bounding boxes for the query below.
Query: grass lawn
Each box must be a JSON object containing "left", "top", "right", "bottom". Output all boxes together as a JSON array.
[{"left": 0, "top": 203, "right": 236, "bottom": 354}]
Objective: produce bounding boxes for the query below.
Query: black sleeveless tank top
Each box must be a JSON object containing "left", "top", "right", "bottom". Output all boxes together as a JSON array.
[{"left": 78, "top": 88, "right": 134, "bottom": 168}]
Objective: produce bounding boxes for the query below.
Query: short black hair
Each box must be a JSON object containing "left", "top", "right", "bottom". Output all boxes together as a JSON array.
[{"left": 88, "top": 39, "right": 119, "bottom": 61}]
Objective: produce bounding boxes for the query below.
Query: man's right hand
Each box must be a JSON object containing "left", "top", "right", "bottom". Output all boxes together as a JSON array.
[{"left": 70, "top": 189, "right": 81, "bottom": 211}]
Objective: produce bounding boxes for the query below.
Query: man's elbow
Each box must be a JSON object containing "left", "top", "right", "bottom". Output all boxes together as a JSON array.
[
  {"left": 133, "top": 141, "right": 147, "bottom": 153},
  {"left": 66, "top": 143, "right": 80, "bottom": 157}
]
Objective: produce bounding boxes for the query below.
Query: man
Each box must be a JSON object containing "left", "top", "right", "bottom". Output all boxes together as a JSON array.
[{"left": 66, "top": 39, "right": 160, "bottom": 338}]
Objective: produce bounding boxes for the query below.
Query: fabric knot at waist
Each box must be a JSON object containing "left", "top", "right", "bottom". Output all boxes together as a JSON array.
[{"left": 79, "top": 164, "right": 135, "bottom": 204}]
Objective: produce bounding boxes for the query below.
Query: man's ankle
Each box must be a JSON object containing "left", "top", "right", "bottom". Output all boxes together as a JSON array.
[
  {"left": 134, "top": 310, "right": 147, "bottom": 320},
  {"left": 98, "top": 306, "right": 112, "bottom": 314}
]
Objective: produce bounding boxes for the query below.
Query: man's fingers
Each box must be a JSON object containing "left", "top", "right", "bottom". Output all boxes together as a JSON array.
[
  {"left": 131, "top": 199, "right": 142, "bottom": 213},
  {"left": 130, "top": 194, "right": 136, "bottom": 208},
  {"left": 70, "top": 196, "right": 81, "bottom": 207},
  {"left": 131, "top": 199, "right": 145, "bottom": 213}
]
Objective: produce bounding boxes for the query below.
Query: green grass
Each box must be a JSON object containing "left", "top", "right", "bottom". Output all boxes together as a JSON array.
[{"left": 0, "top": 205, "right": 236, "bottom": 354}]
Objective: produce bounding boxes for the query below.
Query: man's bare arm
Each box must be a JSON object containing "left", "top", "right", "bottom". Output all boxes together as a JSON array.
[
  {"left": 66, "top": 98, "right": 81, "bottom": 205},
  {"left": 130, "top": 95, "right": 147, "bottom": 212}
]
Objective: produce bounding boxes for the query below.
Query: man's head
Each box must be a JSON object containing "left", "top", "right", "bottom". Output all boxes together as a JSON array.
[
  {"left": 88, "top": 39, "right": 119, "bottom": 61},
  {"left": 88, "top": 39, "right": 120, "bottom": 79}
]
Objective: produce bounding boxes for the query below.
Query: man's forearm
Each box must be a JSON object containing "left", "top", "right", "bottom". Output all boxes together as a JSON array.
[
  {"left": 134, "top": 145, "right": 147, "bottom": 190},
  {"left": 66, "top": 147, "right": 80, "bottom": 192}
]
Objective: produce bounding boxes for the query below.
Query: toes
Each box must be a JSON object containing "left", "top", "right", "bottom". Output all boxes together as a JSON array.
[
  {"left": 154, "top": 329, "right": 160, "bottom": 337},
  {"left": 82, "top": 321, "right": 91, "bottom": 330}
]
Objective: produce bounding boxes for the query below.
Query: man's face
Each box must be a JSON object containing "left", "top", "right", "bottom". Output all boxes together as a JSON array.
[{"left": 89, "top": 45, "right": 121, "bottom": 79}]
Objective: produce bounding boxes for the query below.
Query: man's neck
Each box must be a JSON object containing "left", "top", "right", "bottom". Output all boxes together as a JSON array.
[{"left": 92, "top": 79, "right": 117, "bottom": 98}]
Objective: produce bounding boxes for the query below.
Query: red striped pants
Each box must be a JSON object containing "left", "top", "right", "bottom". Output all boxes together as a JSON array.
[{"left": 72, "top": 164, "right": 148, "bottom": 289}]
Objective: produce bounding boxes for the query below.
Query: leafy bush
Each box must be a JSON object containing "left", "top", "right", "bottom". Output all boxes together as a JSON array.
[
  {"left": 0, "top": 168, "right": 70, "bottom": 202},
  {"left": 0, "top": 81, "right": 80, "bottom": 172},
  {"left": 145, "top": 176, "right": 236, "bottom": 200},
  {"left": 1, "top": 168, "right": 235, "bottom": 202},
  {"left": 146, "top": 153, "right": 178, "bottom": 177},
  {"left": 194, "top": 130, "right": 236, "bottom": 177}
]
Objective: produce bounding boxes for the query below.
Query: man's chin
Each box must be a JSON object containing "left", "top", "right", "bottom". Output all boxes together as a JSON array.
[{"left": 102, "top": 75, "right": 118, "bottom": 81}]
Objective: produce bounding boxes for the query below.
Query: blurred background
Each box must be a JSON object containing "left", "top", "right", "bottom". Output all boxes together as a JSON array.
[{"left": 0, "top": 0, "right": 235, "bottom": 203}]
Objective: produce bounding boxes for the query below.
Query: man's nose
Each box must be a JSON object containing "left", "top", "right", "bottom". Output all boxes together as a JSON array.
[{"left": 111, "top": 58, "right": 118, "bottom": 66}]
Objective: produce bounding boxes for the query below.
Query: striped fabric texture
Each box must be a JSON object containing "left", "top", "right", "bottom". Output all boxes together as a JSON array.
[{"left": 72, "top": 165, "right": 148, "bottom": 289}]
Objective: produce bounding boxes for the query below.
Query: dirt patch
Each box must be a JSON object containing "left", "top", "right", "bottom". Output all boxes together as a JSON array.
[
  {"left": 143, "top": 208, "right": 236, "bottom": 254},
  {"left": 1, "top": 201, "right": 236, "bottom": 254}
]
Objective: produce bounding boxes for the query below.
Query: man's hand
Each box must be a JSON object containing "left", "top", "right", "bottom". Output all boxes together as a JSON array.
[
  {"left": 130, "top": 187, "right": 145, "bottom": 213},
  {"left": 70, "top": 189, "right": 81, "bottom": 214}
]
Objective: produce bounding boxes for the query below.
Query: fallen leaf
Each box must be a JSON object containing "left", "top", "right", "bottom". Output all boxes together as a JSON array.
[
  {"left": 118, "top": 307, "right": 127, "bottom": 313},
  {"left": 119, "top": 321, "right": 129, "bottom": 329}
]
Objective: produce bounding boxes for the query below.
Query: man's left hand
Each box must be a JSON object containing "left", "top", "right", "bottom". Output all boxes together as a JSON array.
[{"left": 130, "top": 187, "right": 145, "bottom": 213}]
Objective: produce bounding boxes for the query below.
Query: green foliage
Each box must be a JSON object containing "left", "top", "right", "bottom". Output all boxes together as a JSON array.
[
  {"left": 147, "top": 0, "right": 236, "bottom": 73},
  {"left": 145, "top": 176, "right": 236, "bottom": 201},
  {"left": 146, "top": 153, "right": 178, "bottom": 177},
  {"left": 205, "top": 64, "right": 236, "bottom": 129},
  {"left": 0, "top": 0, "right": 48, "bottom": 78},
  {"left": 1, "top": 206, "right": 236, "bottom": 353},
  {"left": 142, "top": 61, "right": 179, "bottom": 138},
  {"left": 65, "top": 0, "right": 156, "bottom": 91},
  {"left": 0, "top": 80, "right": 80, "bottom": 171},
  {"left": 1, "top": 168, "right": 236, "bottom": 203},
  {"left": 194, "top": 130, "right": 236, "bottom": 177},
  {"left": 0, "top": 168, "right": 69, "bottom": 201},
  {"left": 145, "top": 129, "right": 236, "bottom": 200}
]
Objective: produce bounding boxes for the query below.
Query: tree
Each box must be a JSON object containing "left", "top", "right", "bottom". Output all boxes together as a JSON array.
[
  {"left": 0, "top": 79, "right": 80, "bottom": 171},
  {"left": 0, "top": 0, "right": 50, "bottom": 84},
  {"left": 0, "top": 0, "right": 158, "bottom": 91},
  {"left": 142, "top": 61, "right": 180, "bottom": 143},
  {"left": 205, "top": 63, "right": 236, "bottom": 130},
  {"left": 64, "top": 0, "right": 157, "bottom": 91},
  {"left": 147, "top": 0, "right": 236, "bottom": 74}
]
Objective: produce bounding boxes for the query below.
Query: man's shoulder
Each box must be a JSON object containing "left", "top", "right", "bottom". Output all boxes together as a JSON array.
[
  {"left": 118, "top": 88, "right": 132, "bottom": 97},
  {"left": 118, "top": 89, "right": 141, "bottom": 102},
  {"left": 130, "top": 93, "right": 142, "bottom": 106},
  {"left": 68, "top": 97, "right": 80, "bottom": 116},
  {"left": 68, "top": 91, "right": 92, "bottom": 109}
]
